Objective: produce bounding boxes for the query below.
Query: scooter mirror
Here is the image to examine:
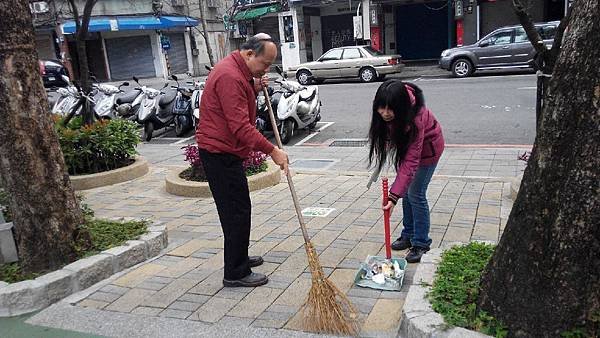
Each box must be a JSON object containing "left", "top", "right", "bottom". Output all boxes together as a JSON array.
[
  {"left": 162, "top": 82, "right": 169, "bottom": 89},
  {"left": 275, "top": 66, "right": 283, "bottom": 75},
  {"left": 121, "top": 81, "right": 129, "bottom": 87},
  {"left": 171, "top": 75, "right": 178, "bottom": 81},
  {"left": 133, "top": 76, "right": 140, "bottom": 83},
  {"left": 90, "top": 75, "right": 98, "bottom": 82},
  {"left": 204, "top": 65, "right": 212, "bottom": 72},
  {"left": 186, "top": 71, "right": 193, "bottom": 77}
]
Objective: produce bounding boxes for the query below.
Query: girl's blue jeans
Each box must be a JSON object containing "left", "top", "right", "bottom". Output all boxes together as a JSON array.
[{"left": 400, "top": 164, "right": 437, "bottom": 249}]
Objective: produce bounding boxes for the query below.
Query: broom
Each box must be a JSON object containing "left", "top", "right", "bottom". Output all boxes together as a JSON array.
[{"left": 262, "top": 87, "right": 359, "bottom": 335}]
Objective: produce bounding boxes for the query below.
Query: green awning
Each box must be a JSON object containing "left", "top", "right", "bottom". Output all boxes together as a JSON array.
[{"left": 233, "top": 4, "right": 281, "bottom": 21}]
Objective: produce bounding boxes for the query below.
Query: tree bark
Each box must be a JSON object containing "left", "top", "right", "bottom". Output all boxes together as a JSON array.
[
  {"left": 67, "top": 0, "right": 97, "bottom": 125},
  {"left": 478, "top": 1, "right": 600, "bottom": 337},
  {"left": 199, "top": 0, "right": 215, "bottom": 67},
  {"left": 0, "top": 0, "right": 85, "bottom": 273}
]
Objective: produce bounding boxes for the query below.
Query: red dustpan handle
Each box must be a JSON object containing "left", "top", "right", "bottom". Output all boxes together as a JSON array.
[{"left": 382, "top": 177, "right": 392, "bottom": 260}]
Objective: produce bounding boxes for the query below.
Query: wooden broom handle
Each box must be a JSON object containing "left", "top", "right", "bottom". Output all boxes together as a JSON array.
[{"left": 262, "top": 87, "right": 311, "bottom": 243}]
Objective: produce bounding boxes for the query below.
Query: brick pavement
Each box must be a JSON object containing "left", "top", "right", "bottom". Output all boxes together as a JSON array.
[{"left": 49, "top": 147, "right": 516, "bottom": 336}]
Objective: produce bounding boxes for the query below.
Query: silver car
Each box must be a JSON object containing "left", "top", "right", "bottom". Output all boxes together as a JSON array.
[
  {"left": 439, "top": 21, "right": 559, "bottom": 77},
  {"left": 287, "top": 46, "right": 404, "bottom": 85}
]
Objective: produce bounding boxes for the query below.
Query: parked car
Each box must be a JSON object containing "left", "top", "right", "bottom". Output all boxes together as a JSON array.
[
  {"left": 439, "top": 21, "right": 559, "bottom": 77},
  {"left": 39, "top": 59, "right": 70, "bottom": 87},
  {"left": 286, "top": 46, "right": 404, "bottom": 85}
]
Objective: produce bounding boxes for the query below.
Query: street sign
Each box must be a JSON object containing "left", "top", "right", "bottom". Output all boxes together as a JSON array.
[
  {"left": 161, "top": 35, "right": 171, "bottom": 50},
  {"left": 455, "top": 0, "right": 464, "bottom": 20}
]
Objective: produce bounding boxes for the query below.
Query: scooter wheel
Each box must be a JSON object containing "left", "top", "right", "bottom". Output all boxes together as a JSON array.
[
  {"left": 281, "top": 119, "right": 294, "bottom": 144},
  {"left": 175, "top": 115, "right": 189, "bottom": 137},
  {"left": 144, "top": 121, "right": 154, "bottom": 142}
]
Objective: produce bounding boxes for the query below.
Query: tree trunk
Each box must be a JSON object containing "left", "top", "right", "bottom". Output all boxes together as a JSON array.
[
  {"left": 478, "top": 1, "right": 600, "bottom": 337},
  {"left": 199, "top": 0, "right": 215, "bottom": 67},
  {"left": 0, "top": 0, "right": 85, "bottom": 273}
]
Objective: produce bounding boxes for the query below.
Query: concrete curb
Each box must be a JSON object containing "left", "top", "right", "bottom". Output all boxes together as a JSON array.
[
  {"left": 509, "top": 174, "right": 523, "bottom": 201},
  {"left": 165, "top": 162, "right": 281, "bottom": 197},
  {"left": 399, "top": 248, "right": 492, "bottom": 338},
  {"left": 0, "top": 220, "right": 168, "bottom": 317},
  {"left": 70, "top": 157, "right": 150, "bottom": 191}
]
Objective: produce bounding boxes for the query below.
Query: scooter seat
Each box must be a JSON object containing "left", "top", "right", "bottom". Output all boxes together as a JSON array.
[
  {"left": 159, "top": 90, "right": 177, "bottom": 109},
  {"left": 298, "top": 88, "right": 316, "bottom": 102},
  {"left": 115, "top": 90, "right": 140, "bottom": 104}
]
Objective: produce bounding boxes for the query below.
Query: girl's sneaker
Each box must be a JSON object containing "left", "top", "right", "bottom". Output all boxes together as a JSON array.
[{"left": 406, "top": 246, "right": 429, "bottom": 263}]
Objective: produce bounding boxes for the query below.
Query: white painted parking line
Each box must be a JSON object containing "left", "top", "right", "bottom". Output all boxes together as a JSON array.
[
  {"left": 416, "top": 74, "right": 535, "bottom": 82},
  {"left": 173, "top": 135, "right": 196, "bottom": 145},
  {"left": 294, "top": 122, "right": 334, "bottom": 146}
]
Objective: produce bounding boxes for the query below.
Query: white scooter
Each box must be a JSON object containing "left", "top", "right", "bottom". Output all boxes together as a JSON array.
[
  {"left": 133, "top": 76, "right": 176, "bottom": 142},
  {"left": 93, "top": 81, "right": 129, "bottom": 120},
  {"left": 51, "top": 75, "right": 82, "bottom": 116},
  {"left": 274, "top": 66, "right": 321, "bottom": 144}
]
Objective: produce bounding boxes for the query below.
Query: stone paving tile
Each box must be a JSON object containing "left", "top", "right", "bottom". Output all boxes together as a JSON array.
[
  {"left": 159, "top": 308, "right": 192, "bottom": 319},
  {"left": 99, "top": 285, "right": 130, "bottom": 295},
  {"left": 190, "top": 297, "right": 239, "bottom": 323},
  {"left": 136, "top": 281, "right": 168, "bottom": 291},
  {"left": 361, "top": 299, "right": 405, "bottom": 336},
  {"left": 112, "top": 263, "right": 167, "bottom": 288},
  {"left": 177, "top": 293, "right": 211, "bottom": 305},
  {"left": 229, "top": 287, "right": 284, "bottom": 318},
  {"left": 140, "top": 278, "right": 198, "bottom": 308},
  {"left": 105, "top": 288, "right": 156, "bottom": 313},
  {"left": 188, "top": 270, "right": 224, "bottom": 296},
  {"left": 78, "top": 299, "right": 109, "bottom": 310},
  {"left": 88, "top": 291, "right": 121, "bottom": 303},
  {"left": 131, "top": 306, "right": 163, "bottom": 316},
  {"left": 168, "top": 300, "right": 203, "bottom": 312}
]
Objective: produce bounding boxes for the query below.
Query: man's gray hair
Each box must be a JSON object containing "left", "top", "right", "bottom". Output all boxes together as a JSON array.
[{"left": 241, "top": 33, "right": 274, "bottom": 56}]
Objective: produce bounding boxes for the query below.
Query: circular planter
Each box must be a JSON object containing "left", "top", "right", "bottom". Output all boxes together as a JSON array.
[
  {"left": 165, "top": 162, "right": 281, "bottom": 197},
  {"left": 70, "top": 157, "right": 150, "bottom": 191}
]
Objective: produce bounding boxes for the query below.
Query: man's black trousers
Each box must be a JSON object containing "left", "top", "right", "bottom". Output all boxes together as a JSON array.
[{"left": 199, "top": 149, "right": 252, "bottom": 280}]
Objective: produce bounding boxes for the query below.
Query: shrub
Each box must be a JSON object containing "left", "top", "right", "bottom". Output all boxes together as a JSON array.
[
  {"left": 428, "top": 242, "right": 507, "bottom": 337},
  {"left": 180, "top": 145, "right": 268, "bottom": 181},
  {"left": 54, "top": 116, "right": 140, "bottom": 175}
]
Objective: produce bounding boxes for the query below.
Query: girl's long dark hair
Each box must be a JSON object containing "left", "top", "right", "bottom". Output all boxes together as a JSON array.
[{"left": 368, "top": 80, "right": 424, "bottom": 171}]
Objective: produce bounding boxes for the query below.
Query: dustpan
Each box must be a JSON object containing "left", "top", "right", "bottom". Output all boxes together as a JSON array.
[{"left": 354, "top": 177, "right": 407, "bottom": 291}]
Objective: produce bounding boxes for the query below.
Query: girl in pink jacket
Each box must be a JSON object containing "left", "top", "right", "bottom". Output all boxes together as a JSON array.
[{"left": 368, "top": 80, "right": 445, "bottom": 263}]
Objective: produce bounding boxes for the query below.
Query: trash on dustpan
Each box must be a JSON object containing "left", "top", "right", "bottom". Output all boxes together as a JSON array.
[{"left": 354, "top": 177, "right": 407, "bottom": 291}]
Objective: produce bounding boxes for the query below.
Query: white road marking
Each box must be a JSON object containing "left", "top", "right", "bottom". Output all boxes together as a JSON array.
[
  {"left": 173, "top": 135, "right": 196, "bottom": 145},
  {"left": 294, "top": 122, "right": 335, "bottom": 146}
]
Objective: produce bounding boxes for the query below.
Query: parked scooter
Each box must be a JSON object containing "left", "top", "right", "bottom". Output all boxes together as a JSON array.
[
  {"left": 93, "top": 81, "right": 129, "bottom": 120},
  {"left": 273, "top": 66, "right": 321, "bottom": 144},
  {"left": 255, "top": 86, "right": 281, "bottom": 136},
  {"left": 191, "top": 65, "right": 213, "bottom": 129},
  {"left": 171, "top": 75, "right": 194, "bottom": 137},
  {"left": 51, "top": 75, "right": 83, "bottom": 116},
  {"left": 134, "top": 76, "right": 176, "bottom": 142}
]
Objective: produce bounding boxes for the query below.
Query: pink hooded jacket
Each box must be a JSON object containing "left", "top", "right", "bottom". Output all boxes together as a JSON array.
[{"left": 388, "top": 87, "right": 444, "bottom": 204}]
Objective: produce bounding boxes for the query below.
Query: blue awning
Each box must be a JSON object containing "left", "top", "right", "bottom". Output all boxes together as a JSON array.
[{"left": 62, "top": 15, "right": 199, "bottom": 34}]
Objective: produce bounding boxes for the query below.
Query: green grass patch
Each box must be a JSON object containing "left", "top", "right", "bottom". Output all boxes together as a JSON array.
[
  {"left": 0, "top": 218, "right": 148, "bottom": 284},
  {"left": 428, "top": 242, "right": 507, "bottom": 338}
]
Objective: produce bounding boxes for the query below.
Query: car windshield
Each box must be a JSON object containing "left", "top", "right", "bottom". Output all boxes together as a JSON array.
[{"left": 363, "top": 46, "right": 384, "bottom": 56}]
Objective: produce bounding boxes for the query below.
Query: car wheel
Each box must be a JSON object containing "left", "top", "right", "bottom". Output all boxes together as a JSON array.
[
  {"left": 296, "top": 70, "right": 312, "bottom": 85},
  {"left": 452, "top": 58, "right": 473, "bottom": 78},
  {"left": 359, "top": 67, "right": 376, "bottom": 83}
]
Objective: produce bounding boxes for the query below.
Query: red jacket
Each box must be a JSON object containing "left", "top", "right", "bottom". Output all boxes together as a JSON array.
[
  {"left": 389, "top": 106, "right": 444, "bottom": 201},
  {"left": 196, "top": 51, "right": 274, "bottom": 158}
]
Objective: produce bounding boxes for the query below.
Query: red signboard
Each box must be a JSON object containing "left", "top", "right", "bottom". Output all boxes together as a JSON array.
[
  {"left": 456, "top": 20, "right": 464, "bottom": 46},
  {"left": 370, "top": 26, "right": 382, "bottom": 51}
]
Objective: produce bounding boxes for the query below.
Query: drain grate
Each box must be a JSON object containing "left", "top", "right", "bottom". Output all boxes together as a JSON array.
[
  {"left": 329, "top": 139, "right": 368, "bottom": 147},
  {"left": 291, "top": 159, "right": 337, "bottom": 170}
]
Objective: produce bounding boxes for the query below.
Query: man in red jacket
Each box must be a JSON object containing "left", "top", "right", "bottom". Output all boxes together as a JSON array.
[{"left": 196, "top": 33, "right": 288, "bottom": 287}]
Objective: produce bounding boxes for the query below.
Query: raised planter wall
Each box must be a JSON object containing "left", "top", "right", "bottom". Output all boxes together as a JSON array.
[
  {"left": 165, "top": 162, "right": 281, "bottom": 198},
  {"left": 70, "top": 157, "right": 149, "bottom": 191},
  {"left": 0, "top": 221, "right": 168, "bottom": 317}
]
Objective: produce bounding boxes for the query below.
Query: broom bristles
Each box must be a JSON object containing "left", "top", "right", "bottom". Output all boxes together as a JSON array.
[{"left": 301, "top": 243, "right": 360, "bottom": 336}]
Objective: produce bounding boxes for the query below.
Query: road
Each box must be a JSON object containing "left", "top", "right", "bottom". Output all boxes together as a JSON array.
[{"left": 50, "top": 71, "right": 537, "bottom": 147}]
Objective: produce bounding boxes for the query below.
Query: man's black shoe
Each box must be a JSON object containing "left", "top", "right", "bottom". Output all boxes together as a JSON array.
[
  {"left": 249, "top": 256, "right": 264, "bottom": 268},
  {"left": 406, "top": 246, "right": 429, "bottom": 263},
  {"left": 223, "top": 272, "right": 268, "bottom": 287},
  {"left": 391, "top": 237, "right": 412, "bottom": 251}
]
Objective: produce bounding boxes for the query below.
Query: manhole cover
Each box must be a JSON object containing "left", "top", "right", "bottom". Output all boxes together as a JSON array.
[
  {"left": 301, "top": 207, "right": 335, "bottom": 217},
  {"left": 291, "top": 159, "right": 337, "bottom": 170},
  {"left": 329, "top": 139, "right": 368, "bottom": 147}
]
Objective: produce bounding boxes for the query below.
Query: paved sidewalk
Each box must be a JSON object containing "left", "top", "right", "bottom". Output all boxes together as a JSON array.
[{"left": 28, "top": 146, "right": 516, "bottom": 336}]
